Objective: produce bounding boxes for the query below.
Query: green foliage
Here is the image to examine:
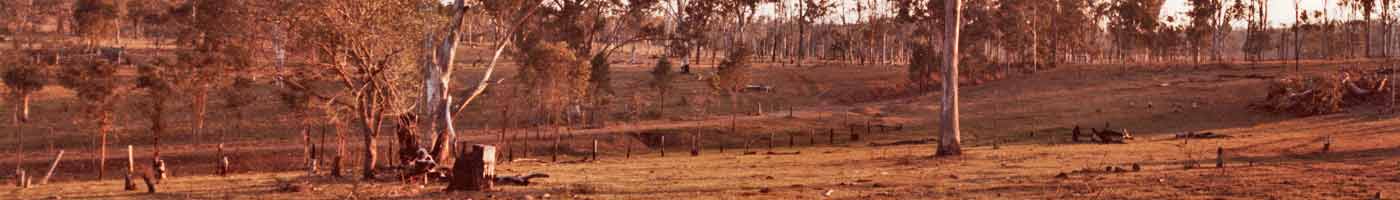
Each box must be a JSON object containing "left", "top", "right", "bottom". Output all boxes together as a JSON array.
[
  {"left": 589, "top": 53, "right": 613, "bottom": 95},
  {"left": 222, "top": 77, "right": 257, "bottom": 110},
  {"left": 908, "top": 45, "right": 938, "bottom": 90},
  {"left": 3, "top": 63, "right": 46, "bottom": 96},
  {"left": 1107, "top": 0, "right": 1164, "bottom": 52},
  {"left": 650, "top": 58, "right": 674, "bottom": 92},
  {"left": 72, "top": 0, "right": 120, "bottom": 42},
  {"left": 710, "top": 47, "right": 753, "bottom": 95},
  {"left": 519, "top": 41, "right": 591, "bottom": 121},
  {"left": 57, "top": 59, "right": 122, "bottom": 115}
]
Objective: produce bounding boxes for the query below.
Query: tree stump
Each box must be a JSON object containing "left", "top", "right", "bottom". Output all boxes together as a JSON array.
[
  {"left": 220, "top": 157, "right": 230, "bottom": 176},
  {"left": 124, "top": 174, "right": 137, "bottom": 191},
  {"left": 153, "top": 160, "right": 168, "bottom": 181},
  {"left": 15, "top": 170, "right": 26, "bottom": 188},
  {"left": 446, "top": 144, "right": 496, "bottom": 192},
  {"left": 141, "top": 174, "right": 156, "bottom": 194}
]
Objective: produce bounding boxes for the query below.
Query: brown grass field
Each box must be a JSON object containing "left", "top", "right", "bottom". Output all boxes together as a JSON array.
[{"left": 4, "top": 45, "right": 1400, "bottom": 199}]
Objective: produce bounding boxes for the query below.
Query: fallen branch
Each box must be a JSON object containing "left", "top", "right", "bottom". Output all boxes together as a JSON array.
[{"left": 868, "top": 138, "right": 935, "bottom": 147}]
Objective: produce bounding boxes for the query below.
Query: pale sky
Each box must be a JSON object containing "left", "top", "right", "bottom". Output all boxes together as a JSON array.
[{"left": 1162, "top": 0, "right": 1353, "bottom": 27}]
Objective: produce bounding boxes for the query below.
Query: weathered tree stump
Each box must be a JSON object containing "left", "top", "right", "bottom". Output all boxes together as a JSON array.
[
  {"left": 41, "top": 150, "right": 64, "bottom": 184},
  {"left": 446, "top": 144, "right": 496, "bottom": 192},
  {"left": 141, "top": 174, "right": 156, "bottom": 194},
  {"left": 220, "top": 157, "right": 230, "bottom": 176},
  {"left": 15, "top": 170, "right": 26, "bottom": 188},
  {"left": 153, "top": 160, "right": 168, "bottom": 181},
  {"left": 625, "top": 140, "right": 632, "bottom": 159},
  {"left": 124, "top": 174, "right": 137, "bottom": 191}
]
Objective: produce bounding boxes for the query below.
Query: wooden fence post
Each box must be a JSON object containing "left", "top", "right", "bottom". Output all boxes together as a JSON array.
[
  {"left": 828, "top": 128, "right": 835, "bottom": 145},
  {"left": 506, "top": 134, "right": 515, "bottom": 162},
  {"left": 788, "top": 133, "right": 795, "bottom": 147},
  {"left": 690, "top": 133, "right": 700, "bottom": 157},
  {"left": 592, "top": 139, "right": 599, "bottom": 161},
  {"left": 767, "top": 133, "right": 775, "bottom": 152},
  {"left": 552, "top": 130, "right": 561, "bottom": 162},
  {"left": 659, "top": 135, "right": 666, "bottom": 157},
  {"left": 1216, "top": 146, "right": 1225, "bottom": 168},
  {"left": 446, "top": 144, "right": 496, "bottom": 192},
  {"left": 41, "top": 150, "right": 64, "bottom": 184},
  {"left": 125, "top": 146, "right": 137, "bottom": 190}
]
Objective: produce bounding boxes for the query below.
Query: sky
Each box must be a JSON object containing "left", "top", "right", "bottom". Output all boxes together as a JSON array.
[
  {"left": 748, "top": 0, "right": 1349, "bottom": 26},
  {"left": 1161, "top": 0, "right": 1349, "bottom": 26}
]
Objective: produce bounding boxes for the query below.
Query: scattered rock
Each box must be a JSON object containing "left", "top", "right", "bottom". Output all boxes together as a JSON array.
[
  {"left": 763, "top": 176, "right": 775, "bottom": 180},
  {"left": 1054, "top": 173, "right": 1069, "bottom": 179},
  {"left": 823, "top": 189, "right": 835, "bottom": 197},
  {"left": 541, "top": 193, "right": 552, "bottom": 199},
  {"left": 948, "top": 175, "right": 960, "bottom": 180},
  {"left": 758, "top": 188, "right": 772, "bottom": 193},
  {"left": 855, "top": 179, "right": 873, "bottom": 183},
  {"left": 1131, "top": 163, "right": 1142, "bottom": 172},
  {"left": 871, "top": 183, "right": 887, "bottom": 188}
]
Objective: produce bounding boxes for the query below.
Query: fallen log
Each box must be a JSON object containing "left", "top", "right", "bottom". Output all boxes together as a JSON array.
[
  {"left": 494, "top": 173, "right": 550, "bottom": 186},
  {"left": 868, "top": 138, "right": 935, "bottom": 147}
]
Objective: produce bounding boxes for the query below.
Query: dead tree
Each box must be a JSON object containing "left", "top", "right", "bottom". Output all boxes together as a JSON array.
[{"left": 445, "top": 144, "right": 496, "bottom": 191}]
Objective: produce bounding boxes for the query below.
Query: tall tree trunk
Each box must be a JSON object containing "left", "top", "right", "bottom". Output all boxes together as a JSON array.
[
  {"left": 428, "top": 0, "right": 469, "bottom": 164},
  {"left": 937, "top": 0, "right": 963, "bottom": 156},
  {"left": 193, "top": 85, "right": 208, "bottom": 145},
  {"left": 97, "top": 112, "right": 111, "bottom": 180}
]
